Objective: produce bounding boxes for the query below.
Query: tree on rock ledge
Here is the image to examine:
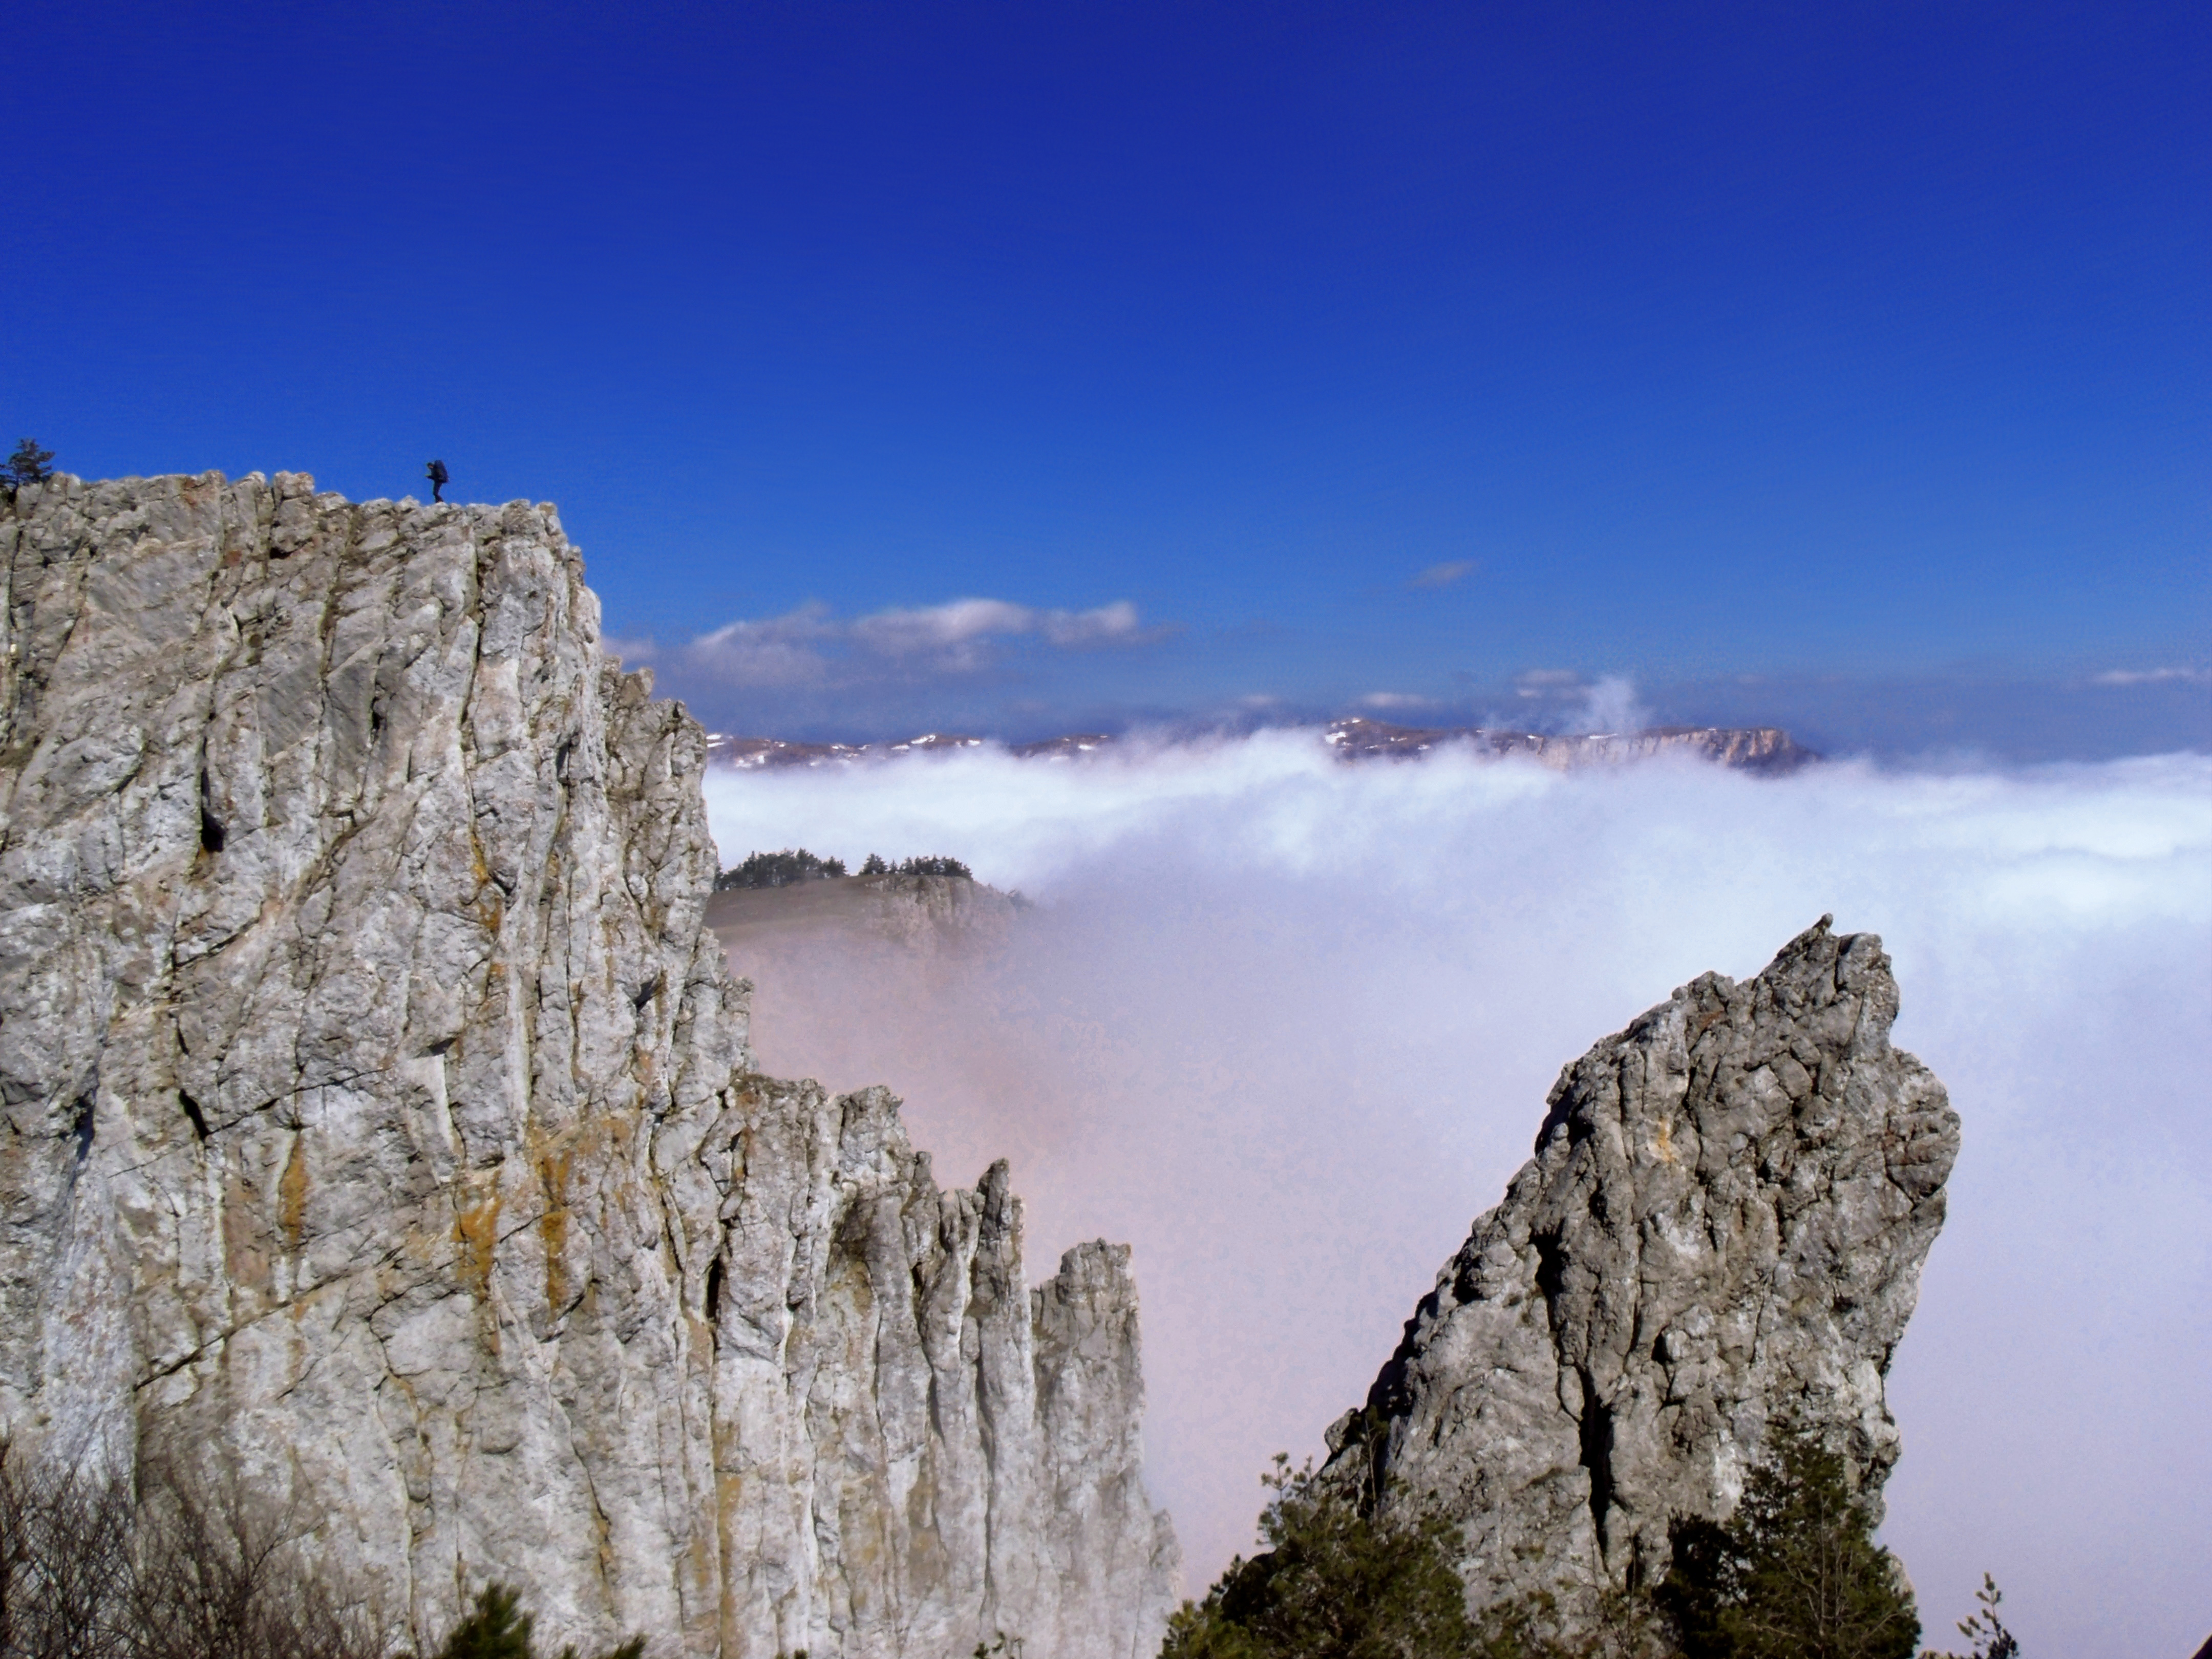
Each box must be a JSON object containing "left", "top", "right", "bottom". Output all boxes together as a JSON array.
[
  {"left": 1662, "top": 1426, "right": 1920, "bottom": 1659},
  {"left": 432, "top": 1583, "right": 644, "bottom": 1659},
  {"left": 2, "top": 438, "right": 55, "bottom": 486},
  {"left": 1160, "top": 1454, "right": 1472, "bottom": 1659}
]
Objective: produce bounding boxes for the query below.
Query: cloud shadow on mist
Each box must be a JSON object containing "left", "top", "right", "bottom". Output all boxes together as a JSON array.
[{"left": 703, "top": 737, "right": 2212, "bottom": 1659}]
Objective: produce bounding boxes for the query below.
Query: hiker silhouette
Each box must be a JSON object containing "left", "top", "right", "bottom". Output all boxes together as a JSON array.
[{"left": 426, "top": 459, "right": 449, "bottom": 502}]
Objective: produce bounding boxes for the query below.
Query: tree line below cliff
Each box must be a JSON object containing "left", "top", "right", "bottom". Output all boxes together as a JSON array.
[
  {"left": 1164, "top": 1426, "right": 2020, "bottom": 1659},
  {"left": 714, "top": 848, "right": 973, "bottom": 890}
]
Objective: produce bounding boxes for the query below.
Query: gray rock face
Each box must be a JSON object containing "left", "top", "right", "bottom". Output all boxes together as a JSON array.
[
  {"left": 1325, "top": 919, "right": 1957, "bottom": 1630},
  {"left": 0, "top": 473, "right": 1175, "bottom": 1658}
]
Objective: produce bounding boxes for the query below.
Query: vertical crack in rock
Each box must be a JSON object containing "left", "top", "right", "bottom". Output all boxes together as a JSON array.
[
  {"left": 1575, "top": 1367, "right": 1614, "bottom": 1566},
  {"left": 196, "top": 766, "right": 225, "bottom": 854},
  {"left": 0, "top": 473, "right": 1177, "bottom": 1659},
  {"left": 1323, "top": 917, "right": 1960, "bottom": 1640}
]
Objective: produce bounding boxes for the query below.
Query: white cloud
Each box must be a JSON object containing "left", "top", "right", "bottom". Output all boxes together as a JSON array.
[
  {"left": 679, "top": 596, "right": 1154, "bottom": 684},
  {"left": 1409, "top": 559, "right": 1476, "bottom": 589},
  {"left": 1507, "top": 670, "right": 1651, "bottom": 734},
  {"left": 684, "top": 603, "right": 838, "bottom": 687},
  {"left": 1513, "top": 667, "right": 1584, "bottom": 697},
  {"left": 1040, "top": 599, "right": 1143, "bottom": 647},
  {"left": 1579, "top": 673, "right": 1650, "bottom": 735},
  {"left": 2091, "top": 666, "right": 2209, "bottom": 687},
  {"left": 703, "top": 739, "right": 2212, "bottom": 1658},
  {"left": 1357, "top": 691, "right": 1438, "bottom": 712},
  {"left": 851, "top": 598, "right": 1037, "bottom": 663}
]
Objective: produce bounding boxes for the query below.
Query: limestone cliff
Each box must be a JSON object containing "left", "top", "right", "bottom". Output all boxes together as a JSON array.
[
  {"left": 0, "top": 473, "right": 1177, "bottom": 1658},
  {"left": 1324, "top": 919, "right": 1957, "bottom": 1632}
]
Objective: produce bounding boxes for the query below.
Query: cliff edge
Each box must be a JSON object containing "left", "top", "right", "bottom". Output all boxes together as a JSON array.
[{"left": 0, "top": 473, "right": 1177, "bottom": 1658}]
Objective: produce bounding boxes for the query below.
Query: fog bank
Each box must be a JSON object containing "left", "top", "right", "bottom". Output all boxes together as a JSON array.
[{"left": 701, "top": 737, "right": 2212, "bottom": 1658}]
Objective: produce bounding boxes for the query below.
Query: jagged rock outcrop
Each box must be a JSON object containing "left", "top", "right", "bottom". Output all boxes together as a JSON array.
[
  {"left": 1323, "top": 919, "right": 1956, "bottom": 1633},
  {"left": 0, "top": 473, "right": 1176, "bottom": 1658}
]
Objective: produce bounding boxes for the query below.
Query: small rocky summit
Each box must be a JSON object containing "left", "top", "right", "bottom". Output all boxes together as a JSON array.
[
  {"left": 1324, "top": 918, "right": 1959, "bottom": 1635},
  {"left": 0, "top": 474, "right": 1176, "bottom": 1658},
  {"left": 708, "top": 871, "right": 1020, "bottom": 961}
]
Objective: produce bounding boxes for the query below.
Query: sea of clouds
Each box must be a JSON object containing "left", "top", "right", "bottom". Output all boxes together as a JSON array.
[{"left": 699, "top": 734, "right": 2211, "bottom": 1658}]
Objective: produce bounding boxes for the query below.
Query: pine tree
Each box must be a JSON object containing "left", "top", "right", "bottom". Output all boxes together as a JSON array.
[
  {"left": 897, "top": 855, "right": 972, "bottom": 878},
  {"left": 1162, "top": 1454, "right": 1474, "bottom": 1659},
  {"left": 1923, "top": 1575, "right": 2018, "bottom": 1659},
  {"left": 433, "top": 1582, "right": 646, "bottom": 1659},
  {"left": 1663, "top": 1426, "right": 1919, "bottom": 1659},
  {"left": 716, "top": 848, "right": 846, "bottom": 890},
  {"left": 436, "top": 1585, "right": 536, "bottom": 1659},
  {"left": 2, "top": 439, "right": 54, "bottom": 486}
]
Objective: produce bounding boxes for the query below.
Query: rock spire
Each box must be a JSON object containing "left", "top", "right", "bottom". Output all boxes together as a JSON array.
[{"left": 1325, "top": 918, "right": 1958, "bottom": 1632}]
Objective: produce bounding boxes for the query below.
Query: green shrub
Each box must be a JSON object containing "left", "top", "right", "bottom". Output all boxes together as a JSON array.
[
  {"left": 432, "top": 1583, "right": 643, "bottom": 1659},
  {"left": 853, "top": 853, "right": 972, "bottom": 880},
  {"left": 1161, "top": 1454, "right": 1474, "bottom": 1659},
  {"left": 897, "top": 855, "right": 971, "bottom": 878},
  {"left": 435, "top": 1584, "right": 535, "bottom": 1659}
]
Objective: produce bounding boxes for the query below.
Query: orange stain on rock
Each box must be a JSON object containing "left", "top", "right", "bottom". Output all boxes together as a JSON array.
[
  {"left": 455, "top": 1186, "right": 502, "bottom": 1297},
  {"left": 279, "top": 1135, "right": 310, "bottom": 1251},
  {"left": 538, "top": 1144, "right": 575, "bottom": 1314}
]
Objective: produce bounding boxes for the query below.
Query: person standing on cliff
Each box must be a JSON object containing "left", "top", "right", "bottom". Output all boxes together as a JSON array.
[{"left": 426, "top": 458, "right": 449, "bottom": 502}]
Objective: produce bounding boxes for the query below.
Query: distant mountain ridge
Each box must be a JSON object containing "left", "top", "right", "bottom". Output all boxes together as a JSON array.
[
  {"left": 704, "top": 719, "right": 1815, "bottom": 773},
  {"left": 1322, "top": 716, "right": 1815, "bottom": 771}
]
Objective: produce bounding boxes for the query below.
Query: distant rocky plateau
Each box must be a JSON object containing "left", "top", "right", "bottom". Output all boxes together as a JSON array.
[
  {"left": 707, "top": 870, "right": 1021, "bottom": 961},
  {"left": 703, "top": 718, "right": 1816, "bottom": 774}
]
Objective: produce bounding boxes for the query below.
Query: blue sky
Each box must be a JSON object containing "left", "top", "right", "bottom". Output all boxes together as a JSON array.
[{"left": 7, "top": 1, "right": 2207, "bottom": 755}]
